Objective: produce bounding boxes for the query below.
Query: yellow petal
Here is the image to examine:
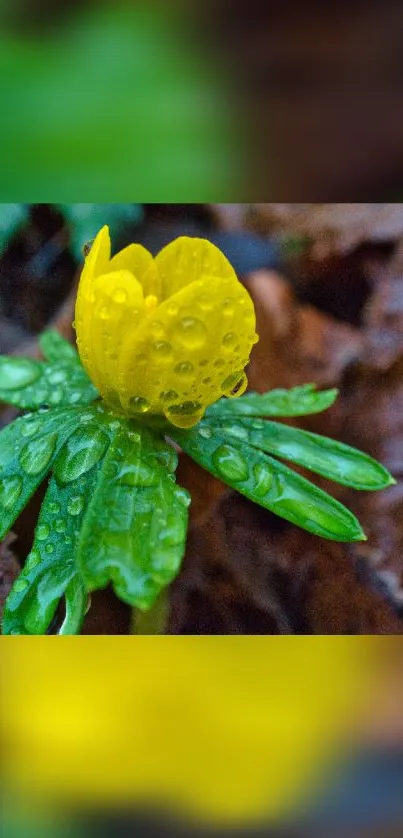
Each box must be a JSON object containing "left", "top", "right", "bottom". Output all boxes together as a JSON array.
[
  {"left": 108, "top": 243, "right": 161, "bottom": 298},
  {"left": 75, "top": 226, "right": 111, "bottom": 373},
  {"left": 155, "top": 236, "right": 236, "bottom": 300},
  {"left": 83, "top": 270, "right": 146, "bottom": 406},
  {"left": 118, "top": 273, "right": 257, "bottom": 427}
]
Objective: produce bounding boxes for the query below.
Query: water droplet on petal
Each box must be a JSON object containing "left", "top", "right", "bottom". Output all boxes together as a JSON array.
[
  {"left": 222, "top": 332, "right": 237, "bottom": 350},
  {"left": 151, "top": 341, "right": 172, "bottom": 362},
  {"left": 174, "top": 361, "right": 193, "bottom": 377},
  {"left": 135, "top": 353, "right": 148, "bottom": 366},
  {"left": 160, "top": 390, "right": 178, "bottom": 404},
  {"left": 128, "top": 396, "right": 151, "bottom": 414},
  {"left": 19, "top": 433, "right": 58, "bottom": 476},
  {"left": 221, "top": 372, "right": 247, "bottom": 397},
  {"left": 167, "top": 302, "right": 179, "bottom": 316},
  {"left": 54, "top": 427, "right": 109, "bottom": 486},
  {"left": 177, "top": 317, "right": 207, "bottom": 349},
  {"left": 0, "top": 475, "right": 22, "bottom": 509},
  {"left": 149, "top": 320, "right": 165, "bottom": 337},
  {"left": 212, "top": 444, "right": 249, "bottom": 482},
  {"left": 37, "top": 523, "right": 50, "bottom": 541},
  {"left": 166, "top": 401, "right": 204, "bottom": 429},
  {"left": 0, "top": 358, "right": 41, "bottom": 390},
  {"left": 67, "top": 495, "right": 84, "bottom": 516}
]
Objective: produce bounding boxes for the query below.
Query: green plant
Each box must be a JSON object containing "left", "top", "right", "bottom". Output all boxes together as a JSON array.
[{"left": 0, "top": 230, "right": 394, "bottom": 634}]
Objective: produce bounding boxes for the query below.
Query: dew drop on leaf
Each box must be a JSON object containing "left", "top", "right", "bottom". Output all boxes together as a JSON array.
[
  {"left": 252, "top": 461, "right": 273, "bottom": 497},
  {"left": 54, "top": 428, "right": 109, "bottom": 486},
  {"left": 198, "top": 426, "right": 212, "bottom": 439},
  {"left": 0, "top": 358, "right": 41, "bottom": 390},
  {"left": 36, "top": 523, "right": 50, "bottom": 541},
  {"left": 13, "top": 577, "right": 29, "bottom": 593},
  {"left": 20, "top": 418, "right": 41, "bottom": 438},
  {"left": 212, "top": 444, "right": 249, "bottom": 482},
  {"left": 55, "top": 518, "right": 67, "bottom": 533},
  {"left": 67, "top": 495, "right": 84, "bottom": 516},
  {"left": 19, "top": 433, "right": 58, "bottom": 476},
  {"left": 0, "top": 475, "right": 22, "bottom": 509}
]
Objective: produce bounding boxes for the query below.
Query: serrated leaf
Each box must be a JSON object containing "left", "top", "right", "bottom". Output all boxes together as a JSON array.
[
  {"left": 206, "top": 384, "right": 338, "bottom": 419},
  {"left": 2, "top": 405, "right": 122, "bottom": 635},
  {"left": 0, "top": 407, "right": 88, "bottom": 541},
  {"left": 206, "top": 418, "right": 395, "bottom": 491},
  {"left": 77, "top": 425, "right": 190, "bottom": 610},
  {"left": 0, "top": 354, "right": 98, "bottom": 409},
  {"left": 171, "top": 426, "right": 366, "bottom": 542},
  {"left": 2, "top": 472, "right": 96, "bottom": 635},
  {"left": 39, "top": 329, "right": 80, "bottom": 365}
]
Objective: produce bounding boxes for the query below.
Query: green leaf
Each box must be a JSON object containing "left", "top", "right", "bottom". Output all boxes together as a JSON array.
[
  {"left": 1, "top": 403, "right": 124, "bottom": 634},
  {"left": 206, "top": 418, "right": 395, "bottom": 491},
  {"left": 0, "top": 354, "right": 98, "bottom": 410},
  {"left": 171, "top": 425, "right": 366, "bottom": 542},
  {"left": 39, "top": 329, "right": 80, "bottom": 365},
  {"left": 206, "top": 385, "right": 338, "bottom": 419},
  {"left": 77, "top": 425, "right": 190, "bottom": 610},
  {"left": 0, "top": 407, "right": 88, "bottom": 541},
  {"left": 2, "top": 472, "right": 96, "bottom": 635}
]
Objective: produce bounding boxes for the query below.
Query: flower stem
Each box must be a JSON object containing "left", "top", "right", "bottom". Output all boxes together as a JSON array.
[{"left": 131, "top": 587, "right": 170, "bottom": 634}]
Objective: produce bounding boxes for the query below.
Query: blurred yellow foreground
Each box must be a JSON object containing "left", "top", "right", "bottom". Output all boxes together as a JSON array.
[{"left": 0, "top": 638, "right": 379, "bottom": 827}]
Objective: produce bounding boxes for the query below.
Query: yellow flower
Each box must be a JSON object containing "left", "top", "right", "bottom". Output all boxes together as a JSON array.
[{"left": 75, "top": 226, "right": 258, "bottom": 428}]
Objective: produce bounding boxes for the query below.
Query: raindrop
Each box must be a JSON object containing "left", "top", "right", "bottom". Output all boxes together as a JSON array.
[
  {"left": 222, "top": 332, "right": 237, "bottom": 350},
  {"left": 49, "top": 388, "right": 64, "bottom": 405},
  {"left": 13, "top": 577, "right": 29, "bottom": 593},
  {"left": 214, "top": 358, "right": 225, "bottom": 368},
  {"left": 67, "top": 495, "right": 84, "bottom": 516},
  {"left": 221, "top": 424, "right": 249, "bottom": 441},
  {"left": 177, "top": 317, "right": 207, "bottom": 349},
  {"left": 98, "top": 305, "right": 110, "bottom": 320},
  {"left": 135, "top": 353, "right": 147, "bottom": 366},
  {"left": 212, "top": 444, "right": 249, "bottom": 482},
  {"left": 20, "top": 418, "right": 41, "bottom": 438},
  {"left": 19, "top": 433, "right": 58, "bottom": 476},
  {"left": 64, "top": 535, "right": 73, "bottom": 545},
  {"left": 118, "top": 462, "right": 158, "bottom": 488},
  {"left": 55, "top": 518, "right": 67, "bottom": 533},
  {"left": 252, "top": 461, "right": 273, "bottom": 497},
  {"left": 151, "top": 341, "right": 172, "bottom": 361},
  {"left": 166, "top": 401, "right": 204, "bottom": 429},
  {"left": 0, "top": 475, "right": 22, "bottom": 509},
  {"left": 47, "top": 370, "right": 66, "bottom": 385},
  {"left": 0, "top": 358, "right": 41, "bottom": 390},
  {"left": 48, "top": 502, "right": 61, "bottom": 514},
  {"left": 167, "top": 302, "right": 179, "bottom": 316},
  {"left": 174, "top": 361, "right": 194, "bottom": 377},
  {"left": 198, "top": 426, "right": 212, "bottom": 439},
  {"left": 36, "top": 523, "right": 50, "bottom": 541},
  {"left": 221, "top": 372, "right": 247, "bottom": 397},
  {"left": 54, "top": 427, "right": 109, "bottom": 486},
  {"left": 175, "top": 487, "right": 191, "bottom": 507},
  {"left": 45, "top": 543, "right": 55, "bottom": 555},
  {"left": 128, "top": 396, "right": 151, "bottom": 414},
  {"left": 24, "top": 549, "right": 41, "bottom": 571}
]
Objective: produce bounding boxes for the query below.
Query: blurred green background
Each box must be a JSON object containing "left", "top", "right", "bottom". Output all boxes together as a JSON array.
[{"left": 0, "top": 1, "right": 245, "bottom": 200}]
